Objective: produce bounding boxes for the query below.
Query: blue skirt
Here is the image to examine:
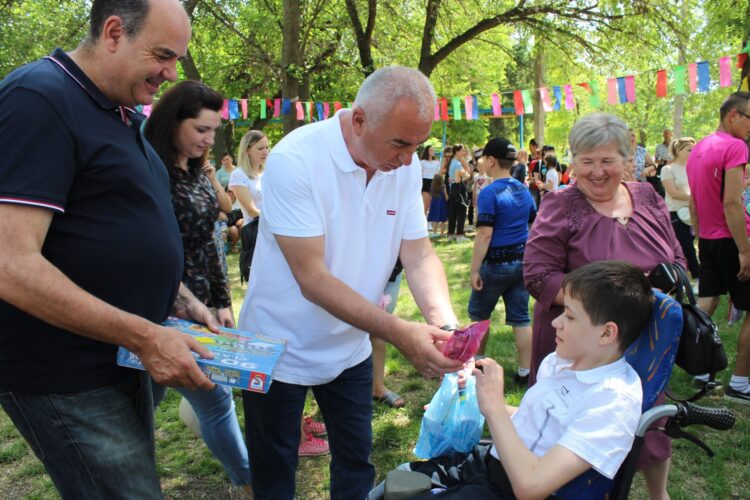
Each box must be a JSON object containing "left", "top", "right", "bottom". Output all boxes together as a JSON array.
[{"left": 428, "top": 196, "right": 448, "bottom": 222}]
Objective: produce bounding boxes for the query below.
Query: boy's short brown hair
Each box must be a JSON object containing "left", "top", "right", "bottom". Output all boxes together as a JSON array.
[{"left": 562, "top": 261, "right": 653, "bottom": 351}]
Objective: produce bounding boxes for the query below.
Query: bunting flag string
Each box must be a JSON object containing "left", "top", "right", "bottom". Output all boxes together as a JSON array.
[{"left": 184, "top": 50, "right": 747, "bottom": 124}]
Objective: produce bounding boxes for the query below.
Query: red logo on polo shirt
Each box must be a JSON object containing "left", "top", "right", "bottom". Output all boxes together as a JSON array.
[{"left": 387, "top": 210, "right": 396, "bottom": 216}]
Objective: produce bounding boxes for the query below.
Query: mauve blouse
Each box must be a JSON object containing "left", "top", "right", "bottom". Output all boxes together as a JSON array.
[{"left": 523, "top": 182, "right": 686, "bottom": 384}]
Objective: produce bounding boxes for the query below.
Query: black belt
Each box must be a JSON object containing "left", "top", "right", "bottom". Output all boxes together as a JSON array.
[{"left": 484, "top": 243, "right": 525, "bottom": 264}]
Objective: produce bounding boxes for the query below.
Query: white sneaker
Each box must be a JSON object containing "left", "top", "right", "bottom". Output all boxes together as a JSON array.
[{"left": 455, "top": 235, "right": 469, "bottom": 243}]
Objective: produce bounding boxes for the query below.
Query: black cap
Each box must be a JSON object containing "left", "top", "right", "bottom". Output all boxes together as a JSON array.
[{"left": 482, "top": 138, "right": 517, "bottom": 161}]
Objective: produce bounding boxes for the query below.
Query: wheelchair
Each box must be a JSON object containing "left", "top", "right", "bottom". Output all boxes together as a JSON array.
[{"left": 370, "top": 291, "right": 736, "bottom": 499}]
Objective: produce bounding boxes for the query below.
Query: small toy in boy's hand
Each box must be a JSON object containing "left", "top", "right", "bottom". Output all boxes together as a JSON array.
[{"left": 441, "top": 320, "right": 490, "bottom": 362}]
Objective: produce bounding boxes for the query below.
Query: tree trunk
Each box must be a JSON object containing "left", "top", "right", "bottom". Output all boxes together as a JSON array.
[
  {"left": 282, "top": 0, "right": 302, "bottom": 135},
  {"left": 532, "top": 42, "right": 545, "bottom": 148},
  {"left": 180, "top": 48, "right": 202, "bottom": 81},
  {"left": 345, "top": 0, "right": 377, "bottom": 77}
]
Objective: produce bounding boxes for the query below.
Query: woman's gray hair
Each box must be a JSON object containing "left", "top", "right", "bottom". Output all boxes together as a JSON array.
[
  {"left": 353, "top": 66, "right": 436, "bottom": 127},
  {"left": 569, "top": 113, "right": 631, "bottom": 159}
]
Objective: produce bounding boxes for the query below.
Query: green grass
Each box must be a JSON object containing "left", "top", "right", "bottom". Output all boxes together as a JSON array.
[{"left": 1, "top": 241, "right": 749, "bottom": 498}]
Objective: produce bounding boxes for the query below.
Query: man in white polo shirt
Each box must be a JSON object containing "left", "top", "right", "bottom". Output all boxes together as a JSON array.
[{"left": 239, "top": 66, "right": 463, "bottom": 499}]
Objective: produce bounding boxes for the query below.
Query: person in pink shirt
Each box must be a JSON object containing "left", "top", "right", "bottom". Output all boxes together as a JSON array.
[{"left": 686, "top": 91, "right": 750, "bottom": 404}]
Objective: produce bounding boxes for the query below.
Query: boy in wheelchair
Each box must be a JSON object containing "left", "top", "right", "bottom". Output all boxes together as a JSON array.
[{"left": 390, "top": 260, "right": 654, "bottom": 499}]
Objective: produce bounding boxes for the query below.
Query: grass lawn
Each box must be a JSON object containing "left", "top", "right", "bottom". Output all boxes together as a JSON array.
[{"left": 1, "top": 240, "right": 749, "bottom": 499}]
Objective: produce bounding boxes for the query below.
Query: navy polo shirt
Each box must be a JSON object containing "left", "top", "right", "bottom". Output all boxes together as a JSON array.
[
  {"left": 0, "top": 49, "right": 184, "bottom": 394},
  {"left": 476, "top": 177, "right": 537, "bottom": 248}
]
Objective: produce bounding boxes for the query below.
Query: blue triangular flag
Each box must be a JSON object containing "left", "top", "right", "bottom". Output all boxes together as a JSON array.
[
  {"left": 697, "top": 62, "right": 710, "bottom": 92},
  {"left": 617, "top": 77, "right": 627, "bottom": 104},
  {"left": 553, "top": 86, "right": 562, "bottom": 111}
]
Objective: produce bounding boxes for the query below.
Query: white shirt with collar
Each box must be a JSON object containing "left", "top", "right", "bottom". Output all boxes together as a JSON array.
[
  {"left": 492, "top": 352, "right": 642, "bottom": 480},
  {"left": 237, "top": 110, "right": 428, "bottom": 386}
]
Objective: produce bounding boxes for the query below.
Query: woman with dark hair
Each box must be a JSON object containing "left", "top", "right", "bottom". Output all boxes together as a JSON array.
[
  {"left": 446, "top": 144, "right": 471, "bottom": 242},
  {"left": 144, "top": 80, "right": 252, "bottom": 495},
  {"left": 420, "top": 145, "right": 440, "bottom": 215}
]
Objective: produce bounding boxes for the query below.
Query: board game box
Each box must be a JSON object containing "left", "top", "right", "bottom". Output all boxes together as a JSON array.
[{"left": 117, "top": 317, "right": 286, "bottom": 393}]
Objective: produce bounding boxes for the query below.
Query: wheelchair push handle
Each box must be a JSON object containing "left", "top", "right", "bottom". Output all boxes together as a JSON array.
[{"left": 677, "top": 402, "right": 735, "bottom": 431}]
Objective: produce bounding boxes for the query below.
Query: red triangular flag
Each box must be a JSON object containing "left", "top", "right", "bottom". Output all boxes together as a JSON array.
[
  {"left": 440, "top": 98, "right": 449, "bottom": 121},
  {"left": 577, "top": 82, "right": 592, "bottom": 93},
  {"left": 513, "top": 91, "right": 524, "bottom": 115},
  {"left": 656, "top": 70, "right": 668, "bottom": 98},
  {"left": 738, "top": 53, "right": 748, "bottom": 69}
]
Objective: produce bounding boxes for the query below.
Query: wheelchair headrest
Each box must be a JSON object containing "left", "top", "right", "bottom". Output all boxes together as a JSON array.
[{"left": 624, "top": 290, "right": 683, "bottom": 411}]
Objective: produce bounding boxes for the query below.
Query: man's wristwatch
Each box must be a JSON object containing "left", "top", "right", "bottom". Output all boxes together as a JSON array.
[{"left": 440, "top": 323, "right": 458, "bottom": 332}]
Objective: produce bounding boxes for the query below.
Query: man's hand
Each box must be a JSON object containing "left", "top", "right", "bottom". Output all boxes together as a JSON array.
[
  {"left": 474, "top": 358, "right": 506, "bottom": 417},
  {"left": 138, "top": 325, "right": 215, "bottom": 391},
  {"left": 471, "top": 270, "right": 483, "bottom": 291},
  {"left": 739, "top": 249, "right": 750, "bottom": 281},
  {"left": 393, "top": 322, "right": 463, "bottom": 378}
]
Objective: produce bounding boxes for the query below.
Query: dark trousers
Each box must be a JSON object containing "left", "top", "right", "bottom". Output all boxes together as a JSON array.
[
  {"left": 242, "top": 357, "right": 375, "bottom": 500},
  {"left": 447, "top": 183, "right": 467, "bottom": 236},
  {"left": 669, "top": 212, "right": 700, "bottom": 278}
]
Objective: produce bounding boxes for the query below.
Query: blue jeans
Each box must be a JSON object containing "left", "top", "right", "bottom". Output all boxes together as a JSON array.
[
  {"left": 468, "top": 260, "right": 531, "bottom": 326},
  {"left": 242, "top": 356, "right": 375, "bottom": 500},
  {"left": 151, "top": 383, "right": 250, "bottom": 485},
  {"left": 0, "top": 371, "right": 162, "bottom": 499}
]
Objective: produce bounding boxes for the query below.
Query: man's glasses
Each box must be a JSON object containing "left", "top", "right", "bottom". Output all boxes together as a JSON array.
[{"left": 736, "top": 109, "right": 750, "bottom": 120}]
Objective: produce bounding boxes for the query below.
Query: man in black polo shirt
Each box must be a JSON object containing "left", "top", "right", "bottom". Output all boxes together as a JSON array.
[{"left": 0, "top": 1, "right": 218, "bottom": 497}]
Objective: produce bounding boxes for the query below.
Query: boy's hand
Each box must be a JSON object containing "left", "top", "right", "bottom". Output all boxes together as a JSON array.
[
  {"left": 457, "top": 358, "right": 476, "bottom": 389},
  {"left": 473, "top": 358, "right": 506, "bottom": 417}
]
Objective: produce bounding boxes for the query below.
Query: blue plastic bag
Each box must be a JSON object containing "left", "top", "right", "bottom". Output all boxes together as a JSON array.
[{"left": 413, "top": 372, "right": 485, "bottom": 459}]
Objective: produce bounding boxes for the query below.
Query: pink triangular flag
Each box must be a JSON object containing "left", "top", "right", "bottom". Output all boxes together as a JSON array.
[
  {"left": 625, "top": 75, "right": 636, "bottom": 103},
  {"left": 564, "top": 85, "right": 575, "bottom": 110},
  {"left": 240, "top": 99, "right": 248, "bottom": 119},
  {"left": 720, "top": 57, "right": 732, "bottom": 87},
  {"left": 295, "top": 101, "right": 304, "bottom": 120},
  {"left": 323, "top": 102, "right": 330, "bottom": 119},
  {"left": 539, "top": 87, "right": 553, "bottom": 112},
  {"left": 220, "top": 100, "right": 229, "bottom": 120},
  {"left": 464, "top": 96, "right": 474, "bottom": 120},
  {"left": 491, "top": 93, "right": 501, "bottom": 116},
  {"left": 273, "top": 99, "right": 281, "bottom": 118},
  {"left": 607, "top": 79, "right": 618, "bottom": 105}
]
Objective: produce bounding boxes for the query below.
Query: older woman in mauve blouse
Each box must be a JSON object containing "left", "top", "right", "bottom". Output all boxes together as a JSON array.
[{"left": 523, "top": 112, "right": 685, "bottom": 500}]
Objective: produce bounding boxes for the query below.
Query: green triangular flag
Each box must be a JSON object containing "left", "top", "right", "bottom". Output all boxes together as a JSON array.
[
  {"left": 451, "top": 97, "right": 462, "bottom": 120},
  {"left": 741, "top": 41, "right": 750, "bottom": 54},
  {"left": 259, "top": 99, "right": 266, "bottom": 119},
  {"left": 521, "top": 90, "right": 533, "bottom": 114},
  {"left": 589, "top": 81, "right": 601, "bottom": 108},
  {"left": 674, "top": 66, "right": 687, "bottom": 95}
]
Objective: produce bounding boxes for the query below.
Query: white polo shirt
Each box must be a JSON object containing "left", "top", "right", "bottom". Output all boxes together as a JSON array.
[
  {"left": 493, "top": 353, "right": 642, "bottom": 480},
  {"left": 237, "top": 111, "right": 428, "bottom": 385}
]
